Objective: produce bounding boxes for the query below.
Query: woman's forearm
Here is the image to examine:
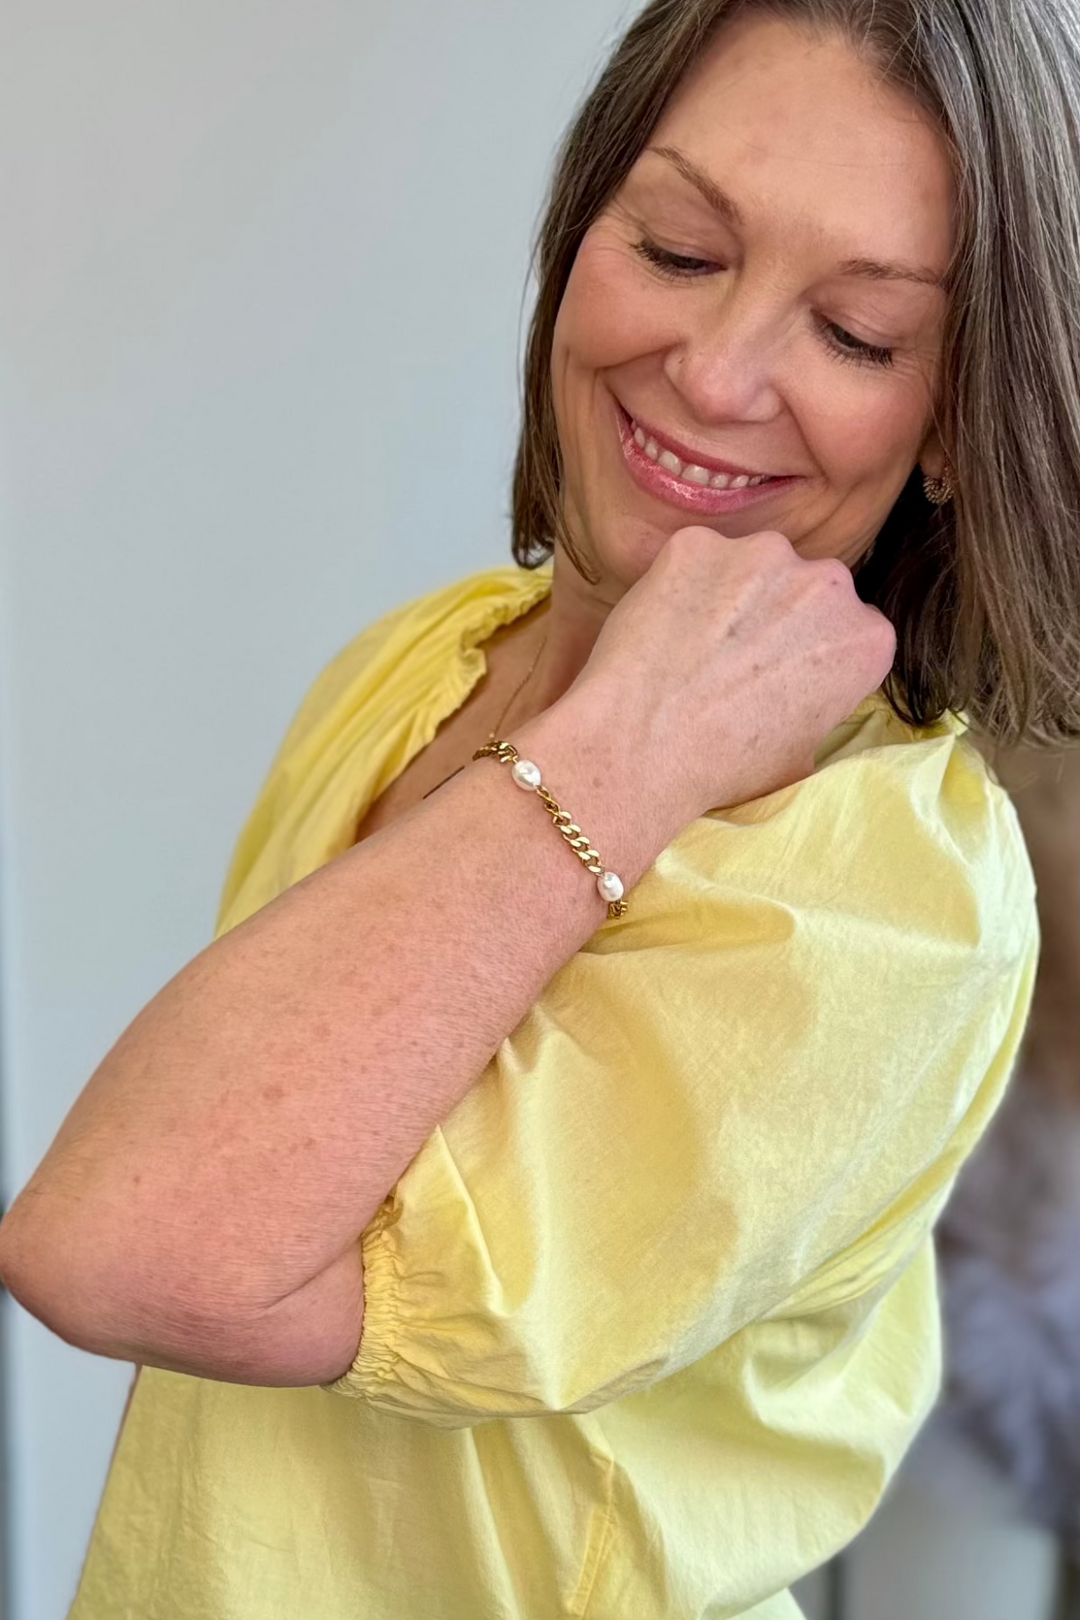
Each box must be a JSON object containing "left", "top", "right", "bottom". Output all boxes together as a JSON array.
[{"left": 0, "top": 693, "right": 677, "bottom": 1382}]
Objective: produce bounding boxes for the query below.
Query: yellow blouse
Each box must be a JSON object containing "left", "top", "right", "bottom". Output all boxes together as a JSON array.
[{"left": 71, "top": 563, "right": 1038, "bottom": 1620}]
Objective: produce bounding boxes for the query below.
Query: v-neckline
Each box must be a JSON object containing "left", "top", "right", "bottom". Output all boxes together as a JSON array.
[
  {"left": 349, "top": 566, "right": 555, "bottom": 841},
  {"left": 419, "top": 564, "right": 553, "bottom": 746}
]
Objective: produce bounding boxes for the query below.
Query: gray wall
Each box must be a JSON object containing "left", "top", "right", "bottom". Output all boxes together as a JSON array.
[{"left": 0, "top": 4, "right": 634, "bottom": 1615}]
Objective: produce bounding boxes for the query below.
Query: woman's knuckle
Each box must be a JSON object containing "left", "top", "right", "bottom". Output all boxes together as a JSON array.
[{"left": 818, "top": 556, "right": 852, "bottom": 589}]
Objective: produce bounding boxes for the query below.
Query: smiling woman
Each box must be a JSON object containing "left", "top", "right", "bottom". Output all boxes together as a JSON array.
[
  {"left": 1, "top": 3, "right": 1078, "bottom": 1620},
  {"left": 547, "top": 25, "right": 955, "bottom": 562},
  {"left": 518, "top": 0, "right": 1080, "bottom": 745}
]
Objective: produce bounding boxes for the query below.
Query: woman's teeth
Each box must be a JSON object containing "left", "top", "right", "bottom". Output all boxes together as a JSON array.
[{"left": 631, "top": 422, "right": 772, "bottom": 490}]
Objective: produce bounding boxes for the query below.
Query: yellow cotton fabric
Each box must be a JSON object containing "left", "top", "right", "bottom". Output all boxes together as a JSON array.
[{"left": 71, "top": 564, "right": 1038, "bottom": 1620}]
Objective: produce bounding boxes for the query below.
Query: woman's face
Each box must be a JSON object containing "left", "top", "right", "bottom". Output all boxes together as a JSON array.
[{"left": 550, "top": 11, "right": 955, "bottom": 586}]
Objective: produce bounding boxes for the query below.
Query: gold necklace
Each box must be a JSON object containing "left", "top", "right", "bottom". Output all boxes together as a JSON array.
[
  {"left": 421, "top": 632, "right": 548, "bottom": 801},
  {"left": 489, "top": 631, "right": 549, "bottom": 740}
]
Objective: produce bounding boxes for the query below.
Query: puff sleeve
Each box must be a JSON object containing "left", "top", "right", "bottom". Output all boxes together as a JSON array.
[{"left": 325, "top": 722, "right": 1038, "bottom": 1427}]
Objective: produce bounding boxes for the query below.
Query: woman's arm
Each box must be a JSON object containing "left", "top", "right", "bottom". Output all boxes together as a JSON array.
[
  {"left": 0, "top": 528, "right": 892, "bottom": 1387},
  {"left": 0, "top": 696, "right": 674, "bottom": 1388}
]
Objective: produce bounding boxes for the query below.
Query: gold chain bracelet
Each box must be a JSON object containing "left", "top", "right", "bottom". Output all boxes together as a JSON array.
[{"left": 473, "top": 738, "right": 628, "bottom": 919}]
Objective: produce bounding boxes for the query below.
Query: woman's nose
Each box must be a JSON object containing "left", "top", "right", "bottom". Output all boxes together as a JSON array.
[{"left": 663, "top": 293, "right": 785, "bottom": 425}]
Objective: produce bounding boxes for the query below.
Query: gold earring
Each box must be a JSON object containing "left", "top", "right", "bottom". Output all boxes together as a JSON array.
[{"left": 923, "top": 462, "right": 955, "bottom": 505}]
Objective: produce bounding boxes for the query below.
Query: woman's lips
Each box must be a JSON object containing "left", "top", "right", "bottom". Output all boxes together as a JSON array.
[{"left": 616, "top": 406, "right": 802, "bottom": 517}]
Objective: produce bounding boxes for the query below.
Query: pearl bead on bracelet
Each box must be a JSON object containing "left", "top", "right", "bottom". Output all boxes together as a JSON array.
[
  {"left": 508, "top": 754, "right": 626, "bottom": 912},
  {"left": 510, "top": 758, "right": 543, "bottom": 791}
]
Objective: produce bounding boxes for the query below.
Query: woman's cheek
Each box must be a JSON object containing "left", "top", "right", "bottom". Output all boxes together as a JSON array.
[
  {"left": 793, "top": 371, "right": 923, "bottom": 485},
  {"left": 561, "top": 240, "right": 677, "bottom": 371}
]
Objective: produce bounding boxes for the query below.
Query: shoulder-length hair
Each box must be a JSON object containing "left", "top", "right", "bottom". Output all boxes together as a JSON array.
[{"left": 511, "top": 0, "right": 1080, "bottom": 748}]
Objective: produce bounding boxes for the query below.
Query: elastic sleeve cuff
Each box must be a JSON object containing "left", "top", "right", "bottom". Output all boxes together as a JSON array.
[{"left": 322, "top": 1196, "right": 404, "bottom": 1401}]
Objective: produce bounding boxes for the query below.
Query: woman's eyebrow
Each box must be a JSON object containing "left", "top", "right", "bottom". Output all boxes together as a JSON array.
[
  {"left": 647, "top": 144, "right": 745, "bottom": 227},
  {"left": 646, "top": 144, "right": 946, "bottom": 289}
]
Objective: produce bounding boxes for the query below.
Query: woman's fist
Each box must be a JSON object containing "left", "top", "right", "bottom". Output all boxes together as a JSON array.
[{"left": 565, "top": 525, "right": 896, "bottom": 821}]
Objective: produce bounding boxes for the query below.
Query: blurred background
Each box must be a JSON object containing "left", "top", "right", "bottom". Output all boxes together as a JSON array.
[{"left": 0, "top": 4, "right": 1076, "bottom": 1618}]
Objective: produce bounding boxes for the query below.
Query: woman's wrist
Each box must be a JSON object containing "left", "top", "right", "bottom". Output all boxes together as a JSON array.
[{"left": 499, "top": 691, "right": 689, "bottom": 895}]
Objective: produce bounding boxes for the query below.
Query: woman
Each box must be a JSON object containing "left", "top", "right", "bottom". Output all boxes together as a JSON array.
[{"left": 2, "top": 3, "right": 1078, "bottom": 1618}]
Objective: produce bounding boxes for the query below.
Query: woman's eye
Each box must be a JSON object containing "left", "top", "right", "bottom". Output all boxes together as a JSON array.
[
  {"left": 632, "top": 238, "right": 719, "bottom": 278},
  {"left": 819, "top": 318, "right": 895, "bottom": 369},
  {"left": 633, "top": 238, "right": 896, "bottom": 369}
]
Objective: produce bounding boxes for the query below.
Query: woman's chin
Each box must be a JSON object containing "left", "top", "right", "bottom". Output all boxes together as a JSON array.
[{"left": 587, "top": 519, "right": 683, "bottom": 588}]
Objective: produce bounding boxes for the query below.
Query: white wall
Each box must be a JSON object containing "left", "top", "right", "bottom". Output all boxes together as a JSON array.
[{"left": 0, "top": 4, "right": 635, "bottom": 1614}]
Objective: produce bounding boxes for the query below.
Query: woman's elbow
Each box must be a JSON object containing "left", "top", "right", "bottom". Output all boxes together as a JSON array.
[
  {"left": 0, "top": 1187, "right": 149, "bottom": 1362},
  {"left": 0, "top": 1192, "right": 97, "bottom": 1351},
  {"left": 0, "top": 1196, "right": 365, "bottom": 1387}
]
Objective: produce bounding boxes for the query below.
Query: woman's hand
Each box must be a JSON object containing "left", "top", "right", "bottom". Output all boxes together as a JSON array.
[{"left": 562, "top": 525, "right": 897, "bottom": 821}]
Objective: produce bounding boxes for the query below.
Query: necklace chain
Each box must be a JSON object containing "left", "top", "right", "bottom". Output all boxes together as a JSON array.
[
  {"left": 488, "top": 632, "right": 548, "bottom": 743},
  {"left": 420, "top": 630, "right": 547, "bottom": 802}
]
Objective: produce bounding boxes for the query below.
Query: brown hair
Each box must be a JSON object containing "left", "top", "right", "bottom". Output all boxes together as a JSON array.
[{"left": 511, "top": 0, "right": 1080, "bottom": 748}]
